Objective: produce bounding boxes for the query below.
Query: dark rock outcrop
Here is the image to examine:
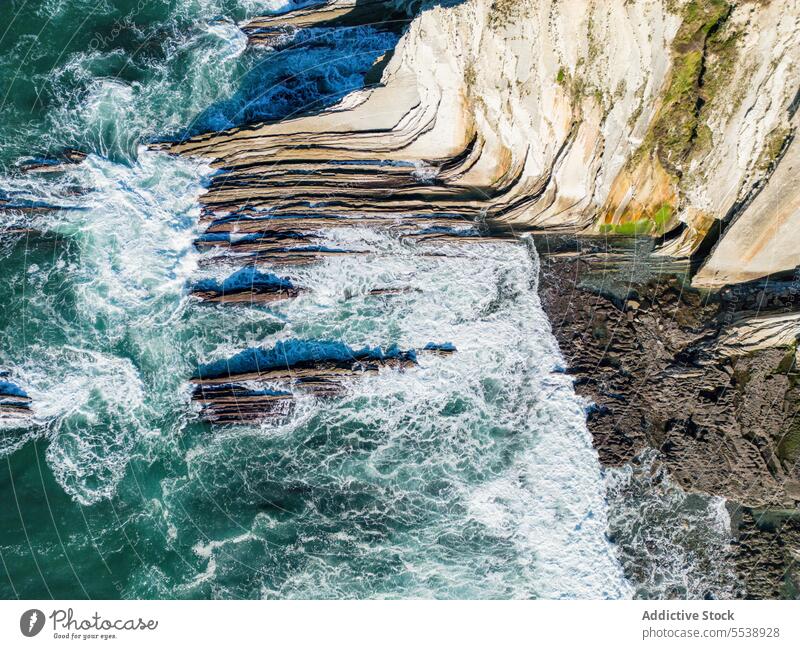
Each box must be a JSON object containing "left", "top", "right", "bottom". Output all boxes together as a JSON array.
[
  {"left": 731, "top": 508, "right": 800, "bottom": 599},
  {"left": 0, "top": 376, "right": 32, "bottom": 419},
  {"left": 535, "top": 235, "right": 800, "bottom": 598},
  {"left": 190, "top": 340, "right": 454, "bottom": 423},
  {"left": 191, "top": 267, "right": 302, "bottom": 304}
]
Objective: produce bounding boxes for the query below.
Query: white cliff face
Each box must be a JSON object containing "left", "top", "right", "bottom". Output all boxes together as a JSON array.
[
  {"left": 666, "top": 1, "right": 800, "bottom": 283},
  {"left": 693, "top": 119, "right": 800, "bottom": 287},
  {"left": 171, "top": 0, "right": 800, "bottom": 285},
  {"left": 391, "top": 0, "right": 799, "bottom": 276},
  {"left": 686, "top": 3, "right": 798, "bottom": 215},
  {"left": 378, "top": 0, "right": 683, "bottom": 227}
]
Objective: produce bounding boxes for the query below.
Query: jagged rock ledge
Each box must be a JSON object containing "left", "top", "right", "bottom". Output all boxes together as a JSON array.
[
  {"left": 243, "top": 0, "right": 418, "bottom": 47},
  {"left": 535, "top": 235, "right": 800, "bottom": 598},
  {"left": 190, "top": 267, "right": 302, "bottom": 304},
  {"left": 0, "top": 377, "right": 32, "bottom": 420},
  {"left": 190, "top": 340, "right": 455, "bottom": 423},
  {"left": 18, "top": 149, "right": 87, "bottom": 175}
]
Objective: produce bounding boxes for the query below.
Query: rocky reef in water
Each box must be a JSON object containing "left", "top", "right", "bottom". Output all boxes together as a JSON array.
[
  {"left": 157, "top": 0, "right": 800, "bottom": 597},
  {"left": 0, "top": 374, "right": 32, "bottom": 420},
  {"left": 190, "top": 340, "right": 454, "bottom": 423}
]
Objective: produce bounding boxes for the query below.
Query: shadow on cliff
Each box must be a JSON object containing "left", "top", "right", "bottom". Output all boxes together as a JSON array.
[{"left": 176, "top": 0, "right": 467, "bottom": 140}]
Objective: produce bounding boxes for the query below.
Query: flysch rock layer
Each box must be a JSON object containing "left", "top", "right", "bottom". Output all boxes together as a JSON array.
[
  {"left": 163, "top": 0, "right": 800, "bottom": 596},
  {"left": 166, "top": 0, "right": 799, "bottom": 285},
  {"left": 189, "top": 342, "right": 454, "bottom": 424}
]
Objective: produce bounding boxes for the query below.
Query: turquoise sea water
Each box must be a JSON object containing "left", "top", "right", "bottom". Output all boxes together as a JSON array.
[{"left": 0, "top": 0, "right": 738, "bottom": 598}]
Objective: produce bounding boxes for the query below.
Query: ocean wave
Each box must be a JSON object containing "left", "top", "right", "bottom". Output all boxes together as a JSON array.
[
  {"left": 0, "top": 148, "right": 210, "bottom": 503},
  {"left": 605, "top": 449, "right": 740, "bottom": 599},
  {"left": 165, "top": 234, "right": 632, "bottom": 598}
]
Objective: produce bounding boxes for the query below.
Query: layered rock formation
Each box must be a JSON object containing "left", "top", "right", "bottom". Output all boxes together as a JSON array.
[
  {"left": 164, "top": 0, "right": 800, "bottom": 596},
  {"left": 536, "top": 237, "right": 800, "bottom": 597},
  {"left": 168, "top": 0, "right": 798, "bottom": 282},
  {"left": 190, "top": 341, "right": 453, "bottom": 423},
  {"left": 0, "top": 376, "right": 31, "bottom": 420}
]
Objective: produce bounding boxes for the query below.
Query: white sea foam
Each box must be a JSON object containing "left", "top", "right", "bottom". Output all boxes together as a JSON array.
[
  {"left": 605, "top": 449, "right": 740, "bottom": 598},
  {"left": 183, "top": 226, "right": 633, "bottom": 598},
  {"left": 204, "top": 21, "right": 248, "bottom": 62},
  {"left": 44, "top": 17, "right": 250, "bottom": 161},
  {"left": 56, "top": 151, "right": 207, "bottom": 318},
  {"left": 41, "top": 351, "right": 146, "bottom": 505},
  {"left": 1, "top": 149, "right": 211, "bottom": 504}
]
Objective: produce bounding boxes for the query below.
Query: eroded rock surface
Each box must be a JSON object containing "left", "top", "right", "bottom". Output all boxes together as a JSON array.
[
  {"left": 731, "top": 509, "right": 800, "bottom": 599},
  {"left": 536, "top": 236, "right": 800, "bottom": 597},
  {"left": 164, "top": 0, "right": 800, "bottom": 597}
]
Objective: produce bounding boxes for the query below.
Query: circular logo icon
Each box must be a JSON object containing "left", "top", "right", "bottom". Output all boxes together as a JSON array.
[{"left": 20, "top": 609, "right": 45, "bottom": 637}]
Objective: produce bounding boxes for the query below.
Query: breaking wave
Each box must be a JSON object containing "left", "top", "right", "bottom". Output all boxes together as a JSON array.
[{"left": 0, "top": 0, "right": 732, "bottom": 600}]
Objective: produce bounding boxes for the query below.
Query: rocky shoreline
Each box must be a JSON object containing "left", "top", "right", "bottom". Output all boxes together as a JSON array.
[
  {"left": 534, "top": 235, "right": 800, "bottom": 598},
  {"left": 160, "top": 0, "right": 800, "bottom": 598}
]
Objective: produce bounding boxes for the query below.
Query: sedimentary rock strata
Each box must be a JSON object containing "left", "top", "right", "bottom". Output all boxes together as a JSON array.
[
  {"left": 191, "top": 384, "right": 296, "bottom": 424},
  {"left": 192, "top": 341, "right": 418, "bottom": 386},
  {"left": 0, "top": 377, "right": 32, "bottom": 419},
  {"left": 164, "top": 0, "right": 800, "bottom": 596},
  {"left": 164, "top": 0, "right": 799, "bottom": 283},
  {"left": 168, "top": 0, "right": 800, "bottom": 488},
  {"left": 190, "top": 340, "right": 454, "bottom": 423},
  {"left": 692, "top": 125, "right": 800, "bottom": 287},
  {"left": 243, "top": 0, "right": 417, "bottom": 47},
  {"left": 18, "top": 149, "right": 87, "bottom": 174}
]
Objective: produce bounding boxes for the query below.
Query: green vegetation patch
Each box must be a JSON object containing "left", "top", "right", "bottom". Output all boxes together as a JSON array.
[
  {"left": 640, "top": 0, "right": 734, "bottom": 175},
  {"left": 778, "top": 420, "right": 800, "bottom": 464},
  {"left": 652, "top": 203, "right": 674, "bottom": 233},
  {"left": 600, "top": 203, "right": 675, "bottom": 236},
  {"left": 599, "top": 220, "right": 652, "bottom": 236}
]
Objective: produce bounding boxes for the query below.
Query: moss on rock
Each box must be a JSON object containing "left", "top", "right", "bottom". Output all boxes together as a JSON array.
[
  {"left": 646, "top": 0, "right": 732, "bottom": 175},
  {"left": 594, "top": 0, "right": 741, "bottom": 239}
]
